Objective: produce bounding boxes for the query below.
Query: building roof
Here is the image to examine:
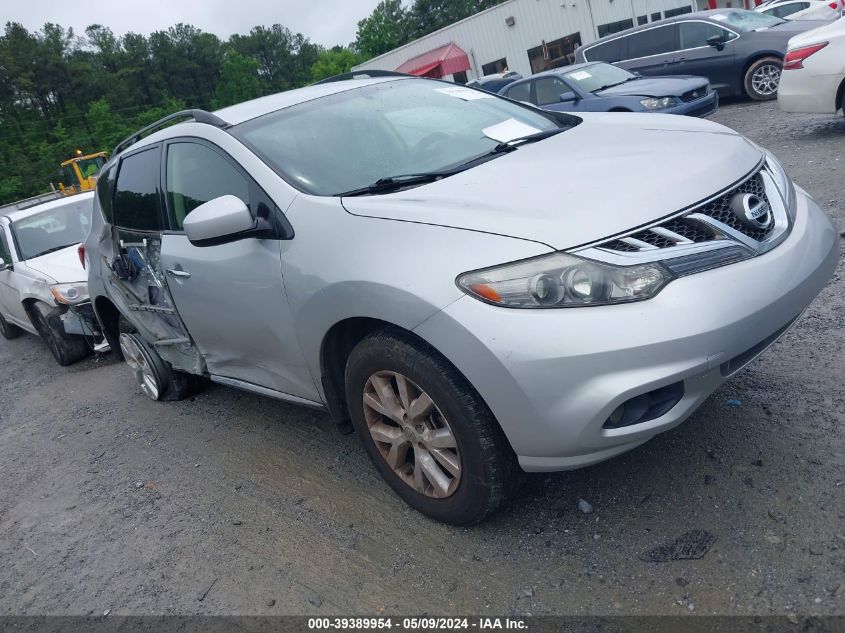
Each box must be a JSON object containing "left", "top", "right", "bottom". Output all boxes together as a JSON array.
[{"left": 394, "top": 43, "right": 471, "bottom": 77}]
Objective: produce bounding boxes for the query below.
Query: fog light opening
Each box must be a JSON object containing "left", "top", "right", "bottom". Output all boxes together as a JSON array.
[{"left": 603, "top": 381, "right": 685, "bottom": 429}]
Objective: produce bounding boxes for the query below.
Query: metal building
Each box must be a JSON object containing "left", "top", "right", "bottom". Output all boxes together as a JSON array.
[{"left": 353, "top": 0, "right": 709, "bottom": 82}]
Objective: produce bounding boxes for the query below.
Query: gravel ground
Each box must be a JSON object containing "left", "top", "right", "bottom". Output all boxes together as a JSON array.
[{"left": 1, "top": 100, "right": 843, "bottom": 617}]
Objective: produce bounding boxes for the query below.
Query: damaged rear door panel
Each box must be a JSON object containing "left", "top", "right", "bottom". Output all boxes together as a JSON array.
[{"left": 106, "top": 144, "right": 204, "bottom": 374}]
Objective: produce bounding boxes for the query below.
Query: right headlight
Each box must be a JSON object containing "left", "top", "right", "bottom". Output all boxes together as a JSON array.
[{"left": 457, "top": 253, "right": 674, "bottom": 309}]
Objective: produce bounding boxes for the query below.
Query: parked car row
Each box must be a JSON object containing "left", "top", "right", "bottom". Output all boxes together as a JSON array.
[
  {"left": 1, "top": 70, "right": 839, "bottom": 526},
  {"left": 574, "top": 8, "right": 829, "bottom": 100}
]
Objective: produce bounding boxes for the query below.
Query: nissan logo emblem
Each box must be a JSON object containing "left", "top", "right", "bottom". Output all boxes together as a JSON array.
[{"left": 731, "top": 193, "right": 772, "bottom": 231}]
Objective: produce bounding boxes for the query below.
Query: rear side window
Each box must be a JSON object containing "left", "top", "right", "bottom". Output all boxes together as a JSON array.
[
  {"left": 627, "top": 25, "right": 678, "bottom": 58},
  {"left": 96, "top": 164, "right": 117, "bottom": 223},
  {"left": 165, "top": 143, "right": 250, "bottom": 231},
  {"left": 767, "top": 2, "right": 807, "bottom": 16},
  {"left": 679, "top": 22, "right": 735, "bottom": 48},
  {"left": 585, "top": 37, "right": 626, "bottom": 63},
  {"left": 113, "top": 148, "right": 162, "bottom": 231},
  {"left": 504, "top": 82, "right": 531, "bottom": 102}
]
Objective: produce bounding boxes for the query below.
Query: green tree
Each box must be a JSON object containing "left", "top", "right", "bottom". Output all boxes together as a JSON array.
[
  {"left": 311, "top": 46, "right": 361, "bottom": 82},
  {"left": 354, "top": 0, "right": 412, "bottom": 60},
  {"left": 212, "top": 50, "right": 262, "bottom": 108}
]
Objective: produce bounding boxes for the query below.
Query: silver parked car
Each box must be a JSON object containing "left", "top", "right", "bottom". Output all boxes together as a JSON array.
[{"left": 86, "top": 73, "right": 839, "bottom": 524}]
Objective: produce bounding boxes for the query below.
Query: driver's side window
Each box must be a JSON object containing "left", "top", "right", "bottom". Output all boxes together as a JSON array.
[
  {"left": 535, "top": 77, "right": 573, "bottom": 106},
  {"left": 165, "top": 142, "right": 250, "bottom": 231}
]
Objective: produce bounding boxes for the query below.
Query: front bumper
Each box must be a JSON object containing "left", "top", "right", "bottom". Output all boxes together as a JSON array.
[
  {"left": 414, "top": 187, "right": 839, "bottom": 471},
  {"left": 664, "top": 90, "right": 719, "bottom": 118}
]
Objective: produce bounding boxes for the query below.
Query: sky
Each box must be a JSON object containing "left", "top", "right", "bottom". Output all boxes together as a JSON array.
[{"left": 3, "top": 0, "right": 383, "bottom": 47}]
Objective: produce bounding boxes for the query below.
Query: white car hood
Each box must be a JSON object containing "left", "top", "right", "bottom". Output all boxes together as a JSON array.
[
  {"left": 23, "top": 245, "right": 86, "bottom": 284},
  {"left": 342, "top": 113, "right": 764, "bottom": 250}
]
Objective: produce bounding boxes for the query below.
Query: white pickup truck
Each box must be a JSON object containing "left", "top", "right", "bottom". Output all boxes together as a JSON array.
[{"left": 0, "top": 192, "right": 106, "bottom": 365}]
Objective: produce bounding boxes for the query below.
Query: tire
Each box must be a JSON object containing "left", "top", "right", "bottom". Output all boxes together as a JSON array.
[
  {"left": 744, "top": 57, "right": 782, "bottom": 101},
  {"left": 0, "top": 312, "right": 23, "bottom": 339},
  {"left": 30, "top": 302, "right": 90, "bottom": 366},
  {"left": 117, "top": 319, "right": 207, "bottom": 401},
  {"left": 344, "top": 329, "right": 521, "bottom": 525}
]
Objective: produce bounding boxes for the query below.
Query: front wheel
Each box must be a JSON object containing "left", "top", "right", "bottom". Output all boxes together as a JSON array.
[
  {"left": 31, "top": 302, "right": 90, "bottom": 366},
  {"left": 744, "top": 57, "right": 782, "bottom": 101},
  {"left": 345, "top": 329, "right": 521, "bottom": 525}
]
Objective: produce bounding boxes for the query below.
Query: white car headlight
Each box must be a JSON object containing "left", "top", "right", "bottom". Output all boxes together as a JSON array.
[
  {"left": 639, "top": 97, "right": 679, "bottom": 110},
  {"left": 457, "top": 253, "right": 673, "bottom": 308},
  {"left": 50, "top": 282, "right": 89, "bottom": 305}
]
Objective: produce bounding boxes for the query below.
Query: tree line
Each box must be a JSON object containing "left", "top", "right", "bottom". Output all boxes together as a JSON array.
[{"left": 0, "top": 0, "right": 506, "bottom": 204}]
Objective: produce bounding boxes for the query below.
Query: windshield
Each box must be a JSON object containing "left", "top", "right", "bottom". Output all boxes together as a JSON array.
[
  {"left": 75, "top": 156, "right": 105, "bottom": 179},
  {"left": 233, "top": 79, "right": 569, "bottom": 196},
  {"left": 563, "top": 63, "right": 635, "bottom": 92},
  {"left": 12, "top": 199, "right": 92, "bottom": 261},
  {"left": 711, "top": 9, "right": 786, "bottom": 31}
]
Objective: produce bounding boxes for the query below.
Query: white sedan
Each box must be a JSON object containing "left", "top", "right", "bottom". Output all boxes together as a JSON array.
[
  {"left": 756, "top": 0, "right": 843, "bottom": 20},
  {"left": 0, "top": 192, "right": 106, "bottom": 364},
  {"left": 778, "top": 17, "right": 845, "bottom": 114}
]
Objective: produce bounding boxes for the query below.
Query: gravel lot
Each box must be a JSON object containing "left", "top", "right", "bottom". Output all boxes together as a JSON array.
[{"left": 1, "top": 100, "right": 843, "bottom": 617}]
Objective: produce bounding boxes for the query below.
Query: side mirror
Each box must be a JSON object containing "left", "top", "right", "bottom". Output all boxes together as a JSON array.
[
  {"left": 0, "top": 257, "right": 10, "bottom": 272},
  {"left": 706, "top": 34, "right": 726, "bottom": 51},
  {"left": 560, "top": 92, "right": 578, "bottom": 103},
  {"left": 183, "top": 195, "right": 273, "bottom": 247}
]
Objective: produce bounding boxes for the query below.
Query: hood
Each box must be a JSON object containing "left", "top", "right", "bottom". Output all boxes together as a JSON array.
[
  {"left": 342, "top": 113, "right": 763, "bottom": 250},
  {"left": 595, "top": 75, "right": 708, "bottom": 98},
  {"left": 24, "top": 245, "right": 86, "bottom": 284}
]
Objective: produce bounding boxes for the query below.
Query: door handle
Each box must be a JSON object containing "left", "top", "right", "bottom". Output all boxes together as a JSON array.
[{"left": 166, "top": 269, "right": 191, "bottom": 279}]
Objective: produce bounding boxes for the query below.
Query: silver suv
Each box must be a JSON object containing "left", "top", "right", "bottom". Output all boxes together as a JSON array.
[{"left": 86, "top": 73, "right": 839, "bottom": 524}]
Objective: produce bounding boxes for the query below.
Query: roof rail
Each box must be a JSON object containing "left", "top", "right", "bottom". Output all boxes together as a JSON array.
[
  {"left": 313, "top": 70, "right": 411, "bottom": 85},
  {"left": 112, "top": 109, "right": 228, "bottom": 156}
]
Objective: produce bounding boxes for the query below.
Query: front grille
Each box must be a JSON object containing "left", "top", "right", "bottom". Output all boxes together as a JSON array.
[
  {"left": 696, "top": 173, "right": 771, "bottom": 241},
  {"left": 680, "top": 87, "right": 708, "bottom": 102},
  {"left": 597, "top": 169, "right": 775, "bottom": 253}
]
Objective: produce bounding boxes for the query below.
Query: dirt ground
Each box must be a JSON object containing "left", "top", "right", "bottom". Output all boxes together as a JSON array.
[{"left": 1, "top": 100, "right": 843, "bottom": 617}]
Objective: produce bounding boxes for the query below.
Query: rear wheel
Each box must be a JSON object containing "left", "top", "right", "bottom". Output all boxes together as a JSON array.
[
  {"left": 0, "top": 312, "right": 23, "bottom": 340},
  {"left": 744, "top": 57, "right": 782, "bottom": 101},
  {"left": 345, "top": 329, "right": 520, "bottom": 525},
  {"left": 118, "top": 321, "right": 207, "bottom": 401},
  {"left": 30, "top": 302, "right": 90, "bottom": 366}
]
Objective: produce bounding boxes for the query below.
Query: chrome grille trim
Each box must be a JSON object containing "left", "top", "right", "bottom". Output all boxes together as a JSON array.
[{"left": 574, "top": 158, "right": 792, "bottom": 267}]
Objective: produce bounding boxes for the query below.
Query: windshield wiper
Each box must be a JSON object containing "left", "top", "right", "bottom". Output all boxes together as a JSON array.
[
  {"left": 337, "top": 128, "right": 564, "bottom": 197},
  {"left": 31, "top": 243, "right": 79, "bottom": 258},
  {"left": 337, "top": 171, "right": 463, "bottom": 197},
  {"left": 493, "top": 128, "right": 564, "bottom": 151},
  {"left": 592, "top": 77, "right": 639, "bottom": 93}
]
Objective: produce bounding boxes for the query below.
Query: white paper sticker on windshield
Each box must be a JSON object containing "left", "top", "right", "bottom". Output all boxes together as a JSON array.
[
  {"left": 434, "top": 86, "right": 493, "bottom": 100},
  {"left": 481, "top": 118, "right": 542, "bottom": 143},
  {"left": 569, "top": 70, "right": 592, "bottom": 80}
]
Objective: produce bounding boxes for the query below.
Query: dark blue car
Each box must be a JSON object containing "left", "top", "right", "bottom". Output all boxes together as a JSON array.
[{"left": 499, "top": 62, "right": 718, "bottom": 117}]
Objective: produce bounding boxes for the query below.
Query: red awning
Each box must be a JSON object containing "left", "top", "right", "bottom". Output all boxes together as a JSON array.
[{"left": 395, "top": 43, "right": 471, "bottom": 78}]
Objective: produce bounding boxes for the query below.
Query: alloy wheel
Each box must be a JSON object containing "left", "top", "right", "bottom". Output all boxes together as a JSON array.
[
  {"left": 119, "top": 333, "right": 161, "bottom": 400},
  {"left": 751, "top": 64, "right": 781, "bottom": 97},
  {"left": 362, "top": 371, "right": 461, "bottom": 498}
]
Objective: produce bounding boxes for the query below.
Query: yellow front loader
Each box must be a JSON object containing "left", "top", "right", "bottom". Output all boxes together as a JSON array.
[{"left": 57, "top": 151, "right": 108, "bottom": 195}]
